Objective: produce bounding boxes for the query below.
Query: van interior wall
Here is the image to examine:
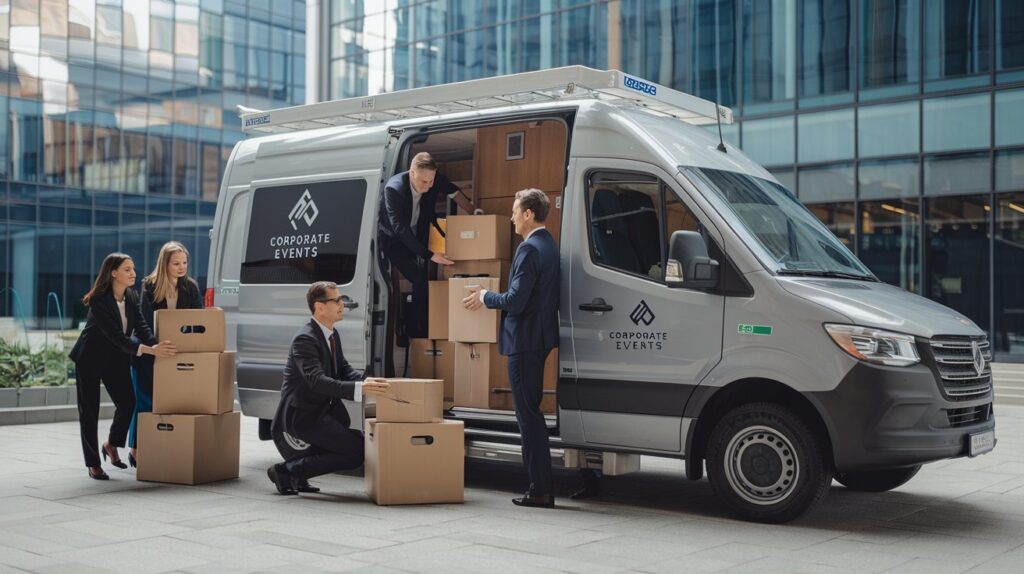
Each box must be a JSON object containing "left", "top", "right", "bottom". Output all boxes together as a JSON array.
[{"left": 394, "top": 120, "right": 567, "bottom": 413}]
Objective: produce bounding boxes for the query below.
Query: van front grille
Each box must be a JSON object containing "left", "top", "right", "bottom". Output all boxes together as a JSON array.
[
  {"left": 928, "top": 336, "right": 993, "bottom": 401},
  {"left": 945, "top": 403, "right": 992, "bottom": 428}
]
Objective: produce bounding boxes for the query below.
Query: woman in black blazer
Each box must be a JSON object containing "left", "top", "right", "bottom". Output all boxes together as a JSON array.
[
  {"left": 70, "top": 253, "right": 176, "bottom": 480},
  {"left": 128, "top": 241, "right": 204, "bottom": 464}
]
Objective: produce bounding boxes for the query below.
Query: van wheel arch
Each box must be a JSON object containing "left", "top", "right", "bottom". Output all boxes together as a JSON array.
[{"left": 685, "top": 378, "right": 834, "bottom": 481}]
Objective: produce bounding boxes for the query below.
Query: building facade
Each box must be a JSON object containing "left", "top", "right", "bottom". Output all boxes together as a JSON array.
[
  {"left": 0, "top": 0, "right": 306, "bottom": 330},
  {"left": 323, "top": 0, "right": 1024, "bottom": 361}
]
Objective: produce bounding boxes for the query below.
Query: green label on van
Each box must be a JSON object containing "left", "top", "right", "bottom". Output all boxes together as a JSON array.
[{"left": 738, "top": 324, "right": 773, "bottom": 336}]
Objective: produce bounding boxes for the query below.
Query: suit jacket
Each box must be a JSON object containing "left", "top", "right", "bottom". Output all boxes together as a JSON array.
[
  {"left": 272, "top": 319, "right": 363, "bottom": 437},
  {"left": 69, "top": 288, "right": 156, "bottom": 367},
  {"left": 140, "top": 277, "right": 204, "bottom": 329},
  {"left": 483, "top": 228, "right": 560, "bottom": 356},
  {"left": 377, "top": 170, "right": 459, "bottom": 260}
]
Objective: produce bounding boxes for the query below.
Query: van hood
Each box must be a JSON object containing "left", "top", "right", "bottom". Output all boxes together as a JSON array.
[{"left": 777, "top": 277, "right": 983, "bottom": 339}]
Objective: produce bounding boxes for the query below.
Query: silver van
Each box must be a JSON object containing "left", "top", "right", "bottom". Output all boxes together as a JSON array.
[{"left": 207, "top": 67, "right": 995, "bottom": 523}]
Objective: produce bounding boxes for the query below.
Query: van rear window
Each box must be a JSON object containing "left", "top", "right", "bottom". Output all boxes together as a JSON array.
[{"left": 241, "top": 179, "right": 366, "bottom": 285}]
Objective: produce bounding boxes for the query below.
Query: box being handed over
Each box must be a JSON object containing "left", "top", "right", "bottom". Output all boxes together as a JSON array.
[
  {"left": 445, "top": 215, "right": 512, "bottom": 261},
  {"left": 448, "top": 276, "right": 500, "bottom": 343},
  {"left": 374, "top": 378, "right": 444, "bottom": 423}
]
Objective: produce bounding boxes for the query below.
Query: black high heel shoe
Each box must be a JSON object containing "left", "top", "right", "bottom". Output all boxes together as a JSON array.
[
  {"left": 101, "top": 443, "right": 128, "bottom": 469},
  {"left": 128, "top": 452, "right": 137, "bottom": 468},
  {"left": 88, "top": 467, "right": 109, "bottom": 480}
]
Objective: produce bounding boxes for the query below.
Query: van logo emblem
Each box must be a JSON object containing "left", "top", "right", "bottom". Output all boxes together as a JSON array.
[
  {"left": 629, "top": 300, "right": 655, "bottom": 326},
  {"left": 288, "top": 190, "right": 319, "bottom": 230},
  {"left": 971, "top": 341, "right": 985, "bottom": 376}
]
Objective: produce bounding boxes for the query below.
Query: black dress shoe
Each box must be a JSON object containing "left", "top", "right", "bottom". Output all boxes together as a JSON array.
[
  {"left": 512, "top": 493, "right": 555, "bottom": 508},
  {"left": 267, "top": 464, "right": 297, "bottom": 495},
  {"left": 293, "top": 478, "right": 320, "bottom": 493},
  {"left": 570, "top": 484, "right": 601, "bottom": 500}
]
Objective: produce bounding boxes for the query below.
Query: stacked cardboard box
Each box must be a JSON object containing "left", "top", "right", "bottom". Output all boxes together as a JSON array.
[
  {"left": 137, "top": 308, "right": 240, "bottom": 485},
  {"left": 365, "top": 378, "right": 464, "bottom": 505}
]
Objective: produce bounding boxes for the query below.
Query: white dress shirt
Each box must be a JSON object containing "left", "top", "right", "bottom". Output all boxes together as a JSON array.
[
  {"left": 312, "top": 317, "right": 362, "bottom": 402},
  {"left": 479, "top": 226, "right": 545, "bottom": 303}
]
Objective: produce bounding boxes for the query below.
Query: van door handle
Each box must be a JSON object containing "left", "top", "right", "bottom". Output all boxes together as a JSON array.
[
  {"left": 579, "top": 298, "right": 612, "bottom": 313},
  {"left": 342, "top": 296, "right": 359, "bottom": 310}
]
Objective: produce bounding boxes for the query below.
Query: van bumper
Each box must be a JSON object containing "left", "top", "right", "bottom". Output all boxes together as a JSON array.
[{"left": 811, "top": 361, "right": 995, "bottom": 472}]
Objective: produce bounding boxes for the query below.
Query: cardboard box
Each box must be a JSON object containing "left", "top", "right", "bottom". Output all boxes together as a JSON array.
[
  {"left": 365, "top": 419, "right": 465, "bottom": 505},
  {"left": 428, "top": 281, "right": 449, "bottom": 340},
  {"left": 435, "top": 340, "right": 456, "bottom": 409},
  {"left": 445, "top": 215, "right": 511, "bottom": 261},
  {"left": 443, "top": 259, "right": 511, "bottom": 291},
  {"left": 409, "top": 340, "right": 456, "bottom": 408},
  {"left": 479, "top": 192, "right": 561, "bottom": 250},
  {"left": 375, "top": 378, "right": 444, "bottom": 423},
  {"left": 448, "top": 277, "right": 500, "bottom": 343},
  {"left": 136, "top": 411, "right": 240, "bottom": 485},
  {"left": 453, "top": 343, "right": 511, "bottom": 409},
  {"left": 428, "top": 218, "right": 446, "bottom": 254},
  {"left": 153, "top": 351, "right": 235, "bottom": 415},
  {"left": 155, "top": 308, "right": 226, "bottom": 353}
]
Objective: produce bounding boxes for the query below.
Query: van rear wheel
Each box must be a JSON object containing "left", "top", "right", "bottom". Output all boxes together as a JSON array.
[
  {"left": 705, "top": 403, "right": 832, "bottom": 523},
  {"left": 835, "top": 465, "right": 921, "bottom": 492}
]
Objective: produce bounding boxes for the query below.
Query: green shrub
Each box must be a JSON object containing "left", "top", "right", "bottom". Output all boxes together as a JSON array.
[{"left": 0, "top": 339, "right": 74, "bottom": 388}]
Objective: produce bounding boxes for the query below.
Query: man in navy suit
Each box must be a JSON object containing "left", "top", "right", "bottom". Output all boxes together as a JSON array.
[
  {"left": 268, "top": 281, "right": 390, "bottom": 495},
  {"left": 463, "top": 188, "right": 559, "bottom": 508}
]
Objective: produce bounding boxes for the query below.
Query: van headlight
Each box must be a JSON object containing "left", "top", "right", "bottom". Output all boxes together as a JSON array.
[{"left": 824, "top": 324, "right": 920, "bottom": 367}]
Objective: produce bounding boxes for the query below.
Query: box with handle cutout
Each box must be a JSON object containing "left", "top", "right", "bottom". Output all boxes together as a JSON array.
[
  {"left": 364, "top": 418, "right": 464, "bottom": 505},
  {"left": 155, "top": 308, "right": 226, "bottom": 353},
  {"left": 153, "top": 352, "right": 235, "bottom": 415},
  {"left": 136, "top": 411, "right": 240, "bottom": 485}
]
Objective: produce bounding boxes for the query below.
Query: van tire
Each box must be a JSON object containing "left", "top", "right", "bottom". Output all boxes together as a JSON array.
[
  {"left": 835, "top": 465, "right": 921, "bottom": 492},
  {"left": 705, "top": 402, "right": 832, "bottom": 523},
  {"left": 258, "top": 418, "right": 273, "bottom": 441}
]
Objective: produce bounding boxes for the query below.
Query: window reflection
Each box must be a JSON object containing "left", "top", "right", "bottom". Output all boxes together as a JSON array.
[
  {"left": 925, "top": 195, "right": 990, "bottom": 330},
  {"left": 924, "top": 0, "right": 991, "bottom": 84},
  {"left": 861, "top": 0, "right": 920, "bottom": 93},
  {"left": 860, "top": 199, "right": 920, "bottom": 293},
  {"left": 744, "top": 0, "right": 796, "bottom": 106},
  {"left": 808, "top": 202, "right": 855, "bottom": 249},
  {"left": 995, "top": 192, "right": 1024, "bottom": 356},
  {"left": 799, "top": 0, "right": 852, "bottom": 98},
  {"left": 996, "top": 0, "right": 1024, "bottom": 72}
]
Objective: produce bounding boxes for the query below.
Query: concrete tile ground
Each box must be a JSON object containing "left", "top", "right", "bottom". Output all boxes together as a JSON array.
[{"left": 1, "top": 405, "right": 1022, "bottom": 574}]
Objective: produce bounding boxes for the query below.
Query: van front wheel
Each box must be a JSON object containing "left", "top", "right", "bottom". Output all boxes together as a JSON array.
[
  {"left": 835, "top": 465, "right": 921, "bottom": 492},
  {"left": 706, "top": 403, "right": 832, "bottom": 523}
]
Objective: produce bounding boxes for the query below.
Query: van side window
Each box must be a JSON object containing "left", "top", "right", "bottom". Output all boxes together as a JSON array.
[
  {"left": 586, "top": 171, "right": 664, "bottom": 280},
  {"left": 241, "top": 179, "right": 367, "bottom": 285},
  {"left": 220, "top": 191, "right": 250, "bottom": 282}
]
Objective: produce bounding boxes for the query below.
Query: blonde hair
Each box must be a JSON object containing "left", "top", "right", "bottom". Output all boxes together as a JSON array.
[{"left": 145, "top": 241, "right": 190, "bottom": 304}]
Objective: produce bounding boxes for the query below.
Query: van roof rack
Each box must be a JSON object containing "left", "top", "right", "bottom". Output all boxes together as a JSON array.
[{"left": 239, "top": 66, "right": 733, "bottom": 135}]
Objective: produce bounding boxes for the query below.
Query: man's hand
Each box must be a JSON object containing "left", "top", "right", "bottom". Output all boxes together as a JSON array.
[
  {"left": 363, "top": 377, "right": 390, "bottom": 396},
  {"left": 150, "top": 341, "right": 177, "bottom": 357},
  {"left": 431, "top": 252, "right": 454, "bottom": 266},
  {"left": 462, "top": 284, "right": 484, "bottom": 311}
]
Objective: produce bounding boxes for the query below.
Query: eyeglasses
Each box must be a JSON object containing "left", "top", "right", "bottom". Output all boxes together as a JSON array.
[{"left": 317, "top": 295, "right": 345, "bottom": 305}]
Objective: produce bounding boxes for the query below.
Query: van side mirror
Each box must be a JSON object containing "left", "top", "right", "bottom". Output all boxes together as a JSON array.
[{"left": 666, "top": 231, "right": 720, "bottom": 289}]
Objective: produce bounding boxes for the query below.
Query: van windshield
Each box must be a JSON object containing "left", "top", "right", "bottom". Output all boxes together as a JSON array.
[{"left": 681, "top": 167, "right": 876, "bottom": 279}]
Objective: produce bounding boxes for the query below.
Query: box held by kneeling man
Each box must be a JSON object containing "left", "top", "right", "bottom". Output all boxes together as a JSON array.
[
  {"left": 136, "top": 411, "right": 240, "bottom": 485},
  {"left": 152, "top": 351, "right": 235, "bottom": 415},
  {"left": 155, "top": 308, "right": 226, "bottom": 353},
  {"left": 364, "top": 419, "right": 465, "bottom": 505},
  {"left": 374, "top": 378, "right": 444, "bottom": 423}
]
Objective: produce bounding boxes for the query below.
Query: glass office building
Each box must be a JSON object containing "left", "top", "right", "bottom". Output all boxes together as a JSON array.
[
  {"left": 0, "top": 0, "right": 306, "bottom": 330},
  {"left": 324, "top": 0, "right": 1024, "bottom": 361}
]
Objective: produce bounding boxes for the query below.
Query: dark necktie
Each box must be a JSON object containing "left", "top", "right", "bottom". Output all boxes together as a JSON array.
[{"left": 329, "top": 332, "right": 337, "bottom": 357}]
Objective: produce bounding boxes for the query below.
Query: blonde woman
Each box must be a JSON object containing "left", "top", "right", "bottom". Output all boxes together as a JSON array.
[{"left": 127, "top": 241, "right": 204, "bottom": 465}]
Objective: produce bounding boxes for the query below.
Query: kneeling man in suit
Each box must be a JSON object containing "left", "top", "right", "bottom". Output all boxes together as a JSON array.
[
  {"left": 268, "top": 281, "right": 390, "bottom": 495},
  {"left": 463, "top": 188, "right": 559, "bottom": 508}
]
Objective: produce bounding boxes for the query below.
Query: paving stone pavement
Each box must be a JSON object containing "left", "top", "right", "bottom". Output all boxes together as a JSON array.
[{"left": 1, "top": 406, "right": 1022, "bottom": 574}]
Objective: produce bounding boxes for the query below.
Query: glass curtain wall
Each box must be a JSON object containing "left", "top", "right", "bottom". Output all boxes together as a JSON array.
[{"left": 0, "top": 0, "right": 306, "bottom": 328}]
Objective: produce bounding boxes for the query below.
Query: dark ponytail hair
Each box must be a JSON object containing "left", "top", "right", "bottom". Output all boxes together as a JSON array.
[{"left": 83, "top": 252, "right": 132, "bottom": 306}]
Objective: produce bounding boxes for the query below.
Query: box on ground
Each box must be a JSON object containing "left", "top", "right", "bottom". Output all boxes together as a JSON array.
[
  {"left": 442, "top": 259, "right": 511, "bottom": 291},
  {"left": 136, "top": 411, "right": 240, "bottom": 485},
  {"left": 445, "top": 215, "right": 511, "bottom": 261},
  {"left": 155, "top": 308, "right": 226, "bottom": 353},
  {"left": 365, "top": 418, "right": 465, "bottom": 505},
  {"left": 448, "top": 276, "right": 500, "bottom": 343},
  {"left": 153, "top": 351, "right": 235, "bottom": 415},
  {"left": 453, "top": 343, "right": 510, "bottom": 409},
  {"left": 409, "top": 340, "right": 455, "bottom": 408},
  {"left": 375, "top": 378, "right": 443, "bottom": 423},
  {"left": 427, "top": 281, "right": 449, "bottom": 340}
]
